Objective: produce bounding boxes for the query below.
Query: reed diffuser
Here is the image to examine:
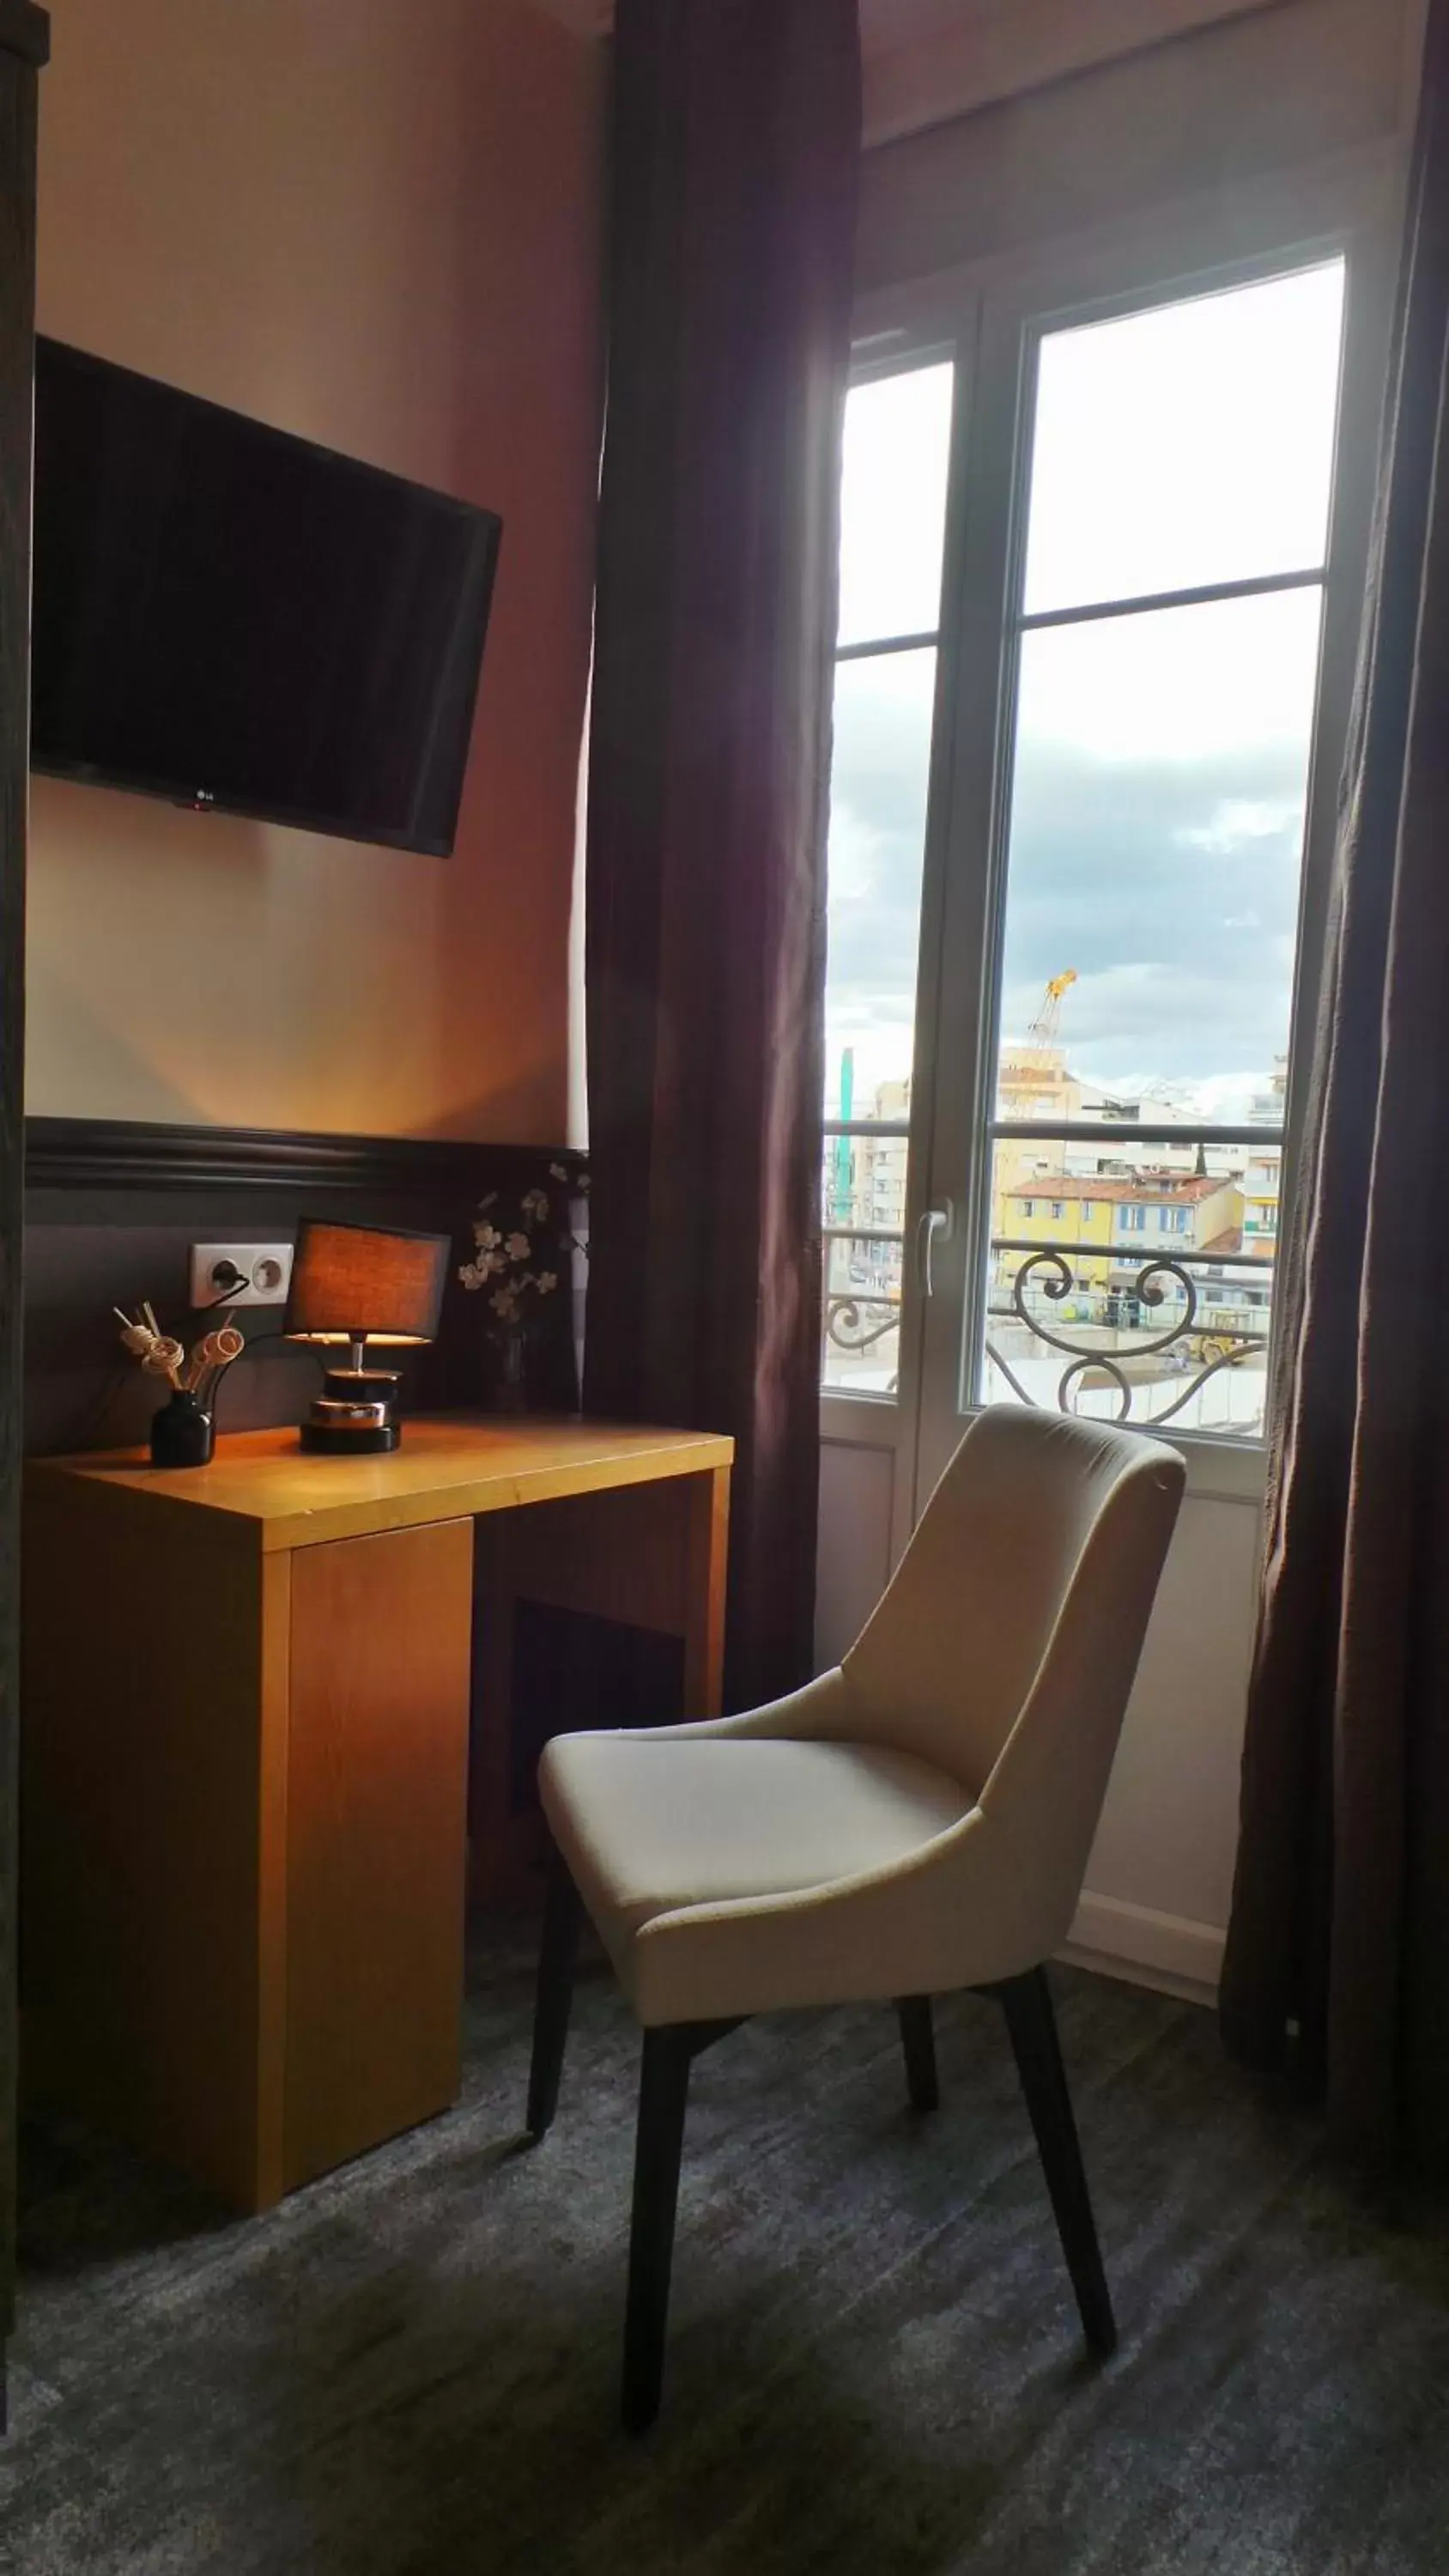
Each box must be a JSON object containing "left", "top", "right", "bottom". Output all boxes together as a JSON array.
[{"left": 115, "top": 1303, "right": 246, "bottom": 1467}]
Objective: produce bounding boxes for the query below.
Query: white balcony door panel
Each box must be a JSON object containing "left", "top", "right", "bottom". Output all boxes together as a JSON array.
[
  {"left": 816, "top": 1437, "right": 899, "bottom": 1672},
  {"left": 916, "top": 197, "right": 1385, "bottom": 1997},
  {"left": 815, "top": 164, "right": 1393, "bottom": 2001}
]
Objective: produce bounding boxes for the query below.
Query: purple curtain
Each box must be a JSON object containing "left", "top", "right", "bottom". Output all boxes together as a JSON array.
[
  {"left": 583, "top": 0, "right": 860, "bottom": 1710},
  {"left": 1220, "top": 4, "right": 1449, "bottom": 2172}
]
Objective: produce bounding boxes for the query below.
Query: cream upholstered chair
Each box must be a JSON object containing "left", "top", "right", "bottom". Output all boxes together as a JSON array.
[{"left": 527, "top": 1406, "right": 1185, "bottom": 2431}]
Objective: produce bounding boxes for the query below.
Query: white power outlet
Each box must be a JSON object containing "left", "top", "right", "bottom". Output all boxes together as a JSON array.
[{"left": 189, "top": 1242, "right": 294, "bottom": 1309}]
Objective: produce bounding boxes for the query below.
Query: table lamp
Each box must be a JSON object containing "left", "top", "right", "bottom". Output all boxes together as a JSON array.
[{"left": 284, "top": 1218, "right": 451, "bottom": 1454}]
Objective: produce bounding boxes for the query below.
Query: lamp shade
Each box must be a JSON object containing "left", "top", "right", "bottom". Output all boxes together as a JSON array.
[{"left": 284, "top": 1218, "right": 450, "bottom": 1347}]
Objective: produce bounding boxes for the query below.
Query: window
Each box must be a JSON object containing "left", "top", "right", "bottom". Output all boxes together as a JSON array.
[
  {"left": 821, "top": 365, "right": 955, "bottom": 1400},
  {"left": 820, "top": 223, "right": 1367, "bottom": 1475},
  {"left": 980, "top": 259, "right": 1347, "bottom": 1437}
]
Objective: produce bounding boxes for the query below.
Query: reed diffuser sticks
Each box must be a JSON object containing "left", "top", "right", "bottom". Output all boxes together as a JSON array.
[{"left": 115, "top": 1305, "right": 246, "bottom": 1412}]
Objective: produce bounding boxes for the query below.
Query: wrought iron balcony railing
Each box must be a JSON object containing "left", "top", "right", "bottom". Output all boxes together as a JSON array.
[
  {"left": 984, "top": 1237, "right": 1272, "bottom": 1431},
  {"left": 820, "top": 1118, "right": 1281, "bottom": 1433},
  {"left": 822, "top": 1115, "right": 910, "bottom": 1394},
  {"left": 822, "top": 1224, "right": 903, "bottom": 1393},
  {"left": 983, "top": 1117, "right": 1280, "bottom": 1433}
]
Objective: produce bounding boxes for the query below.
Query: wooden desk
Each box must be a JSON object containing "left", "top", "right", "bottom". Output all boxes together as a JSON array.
[{"left": 22, "top": 1418, "right": 731, "bottom": 2211}]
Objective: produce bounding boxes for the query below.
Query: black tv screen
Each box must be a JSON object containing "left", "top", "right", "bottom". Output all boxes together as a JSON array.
[{"left": 30, "top": 340, "right": 502, "bottom": 855}]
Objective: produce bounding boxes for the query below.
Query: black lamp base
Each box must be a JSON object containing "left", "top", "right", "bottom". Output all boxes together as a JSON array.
[
  {"left": 300, "top": 1363, "right": 404, "bottom": 1455},
  {"left": 299, "top": 1418, "right": 401, "bottom": 1456}
]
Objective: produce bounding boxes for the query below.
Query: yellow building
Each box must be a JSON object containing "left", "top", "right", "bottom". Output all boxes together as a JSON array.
[
  {"left": 991, "top": 1041, "right": 1081, "bottom": 1245},
  {"left": 997, "top": 1178, "right": 1116, "bottom": 1297},
  {"left": 1240, "top": 1146, "right": 1281, "bottom": 1257},
  {"left": 997, "top": 1040, "right": 1082, "bottom": 1127},
  {"left": 996, "top": 1171, "right": 1246, "bottom": 1308}
]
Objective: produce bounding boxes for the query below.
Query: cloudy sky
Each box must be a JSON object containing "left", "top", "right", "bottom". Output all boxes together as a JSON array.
[{"left": 826, "top": 262, "right": 1347, "bottom": 1122}]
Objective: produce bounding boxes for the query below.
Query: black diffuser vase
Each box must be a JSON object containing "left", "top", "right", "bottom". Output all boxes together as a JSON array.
[{"left": 149, "top": 1390, "right": 215, "bottom": 1469}]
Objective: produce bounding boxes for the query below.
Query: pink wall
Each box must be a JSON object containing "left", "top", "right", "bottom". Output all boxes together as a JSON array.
[{"left": 27, "top": 0, "right": 604, "bottom": 1142}]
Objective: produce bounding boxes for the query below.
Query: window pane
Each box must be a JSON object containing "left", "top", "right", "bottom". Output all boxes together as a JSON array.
[
  {"left": 982, "top": 1133, "right": 1273, "bottom": 1437},
  {"left": 826, "top": 648, "right": 935, "bottom": 1119},
  {"left": 822, "top": 645, "right": 935, "bottom": 1396},
  {"left": 822, "top": 1202, "right": 904, "bottom": 1397},
  {"left": 995, "top": 586, "right": 1323, "bottom": 1110},
  {"left": 837, "top": 364, "right": 954, "bottom": 647},
  {"left": 1023, "top": 262, "right": 1346, "bottom": 617},
  {"left": 979, "top": 581, "right": 1324, "bottom": 1435}
]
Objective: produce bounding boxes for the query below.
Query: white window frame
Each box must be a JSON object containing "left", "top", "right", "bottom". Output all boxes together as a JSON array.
[{"left": 823, "top": 147, "right": 1401, "bottom": 1526}]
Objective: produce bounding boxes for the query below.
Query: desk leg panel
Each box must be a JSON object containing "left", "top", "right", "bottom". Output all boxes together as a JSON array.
[
  {"left": 494, "top": 1467, "right": 731, "bottom": 1716},
  {"left": 21, "top": 1485, "right": 274, "bottom": 2208},
  {"left": 467, "top": 1466, "right": 732, "bottom": 1904},
  {"left": 683, "top": 1466, "right": 730, "bottom": 1720},
  {"left": 282, "top": 1517, "right": 473, "bottom": 2193}
]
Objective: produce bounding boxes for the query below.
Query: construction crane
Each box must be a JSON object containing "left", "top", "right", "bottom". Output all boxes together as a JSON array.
[{"left": 1026, "top": 969, "right": 1078, "bottom": 1048}]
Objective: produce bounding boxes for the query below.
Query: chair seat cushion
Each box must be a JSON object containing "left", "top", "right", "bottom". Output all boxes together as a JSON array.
[{"left": 540, "top": 1733, "right": 973, "bottom": 1944}]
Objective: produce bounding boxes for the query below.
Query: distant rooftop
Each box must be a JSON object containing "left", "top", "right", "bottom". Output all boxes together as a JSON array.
[{"left": 1009, "top": 1172, "right": 1234, "bottom": 1207}]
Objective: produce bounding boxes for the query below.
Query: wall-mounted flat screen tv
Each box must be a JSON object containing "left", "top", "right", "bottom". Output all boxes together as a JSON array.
[{"left": 30, "top": 339, "right": 502, "bottom": 855}]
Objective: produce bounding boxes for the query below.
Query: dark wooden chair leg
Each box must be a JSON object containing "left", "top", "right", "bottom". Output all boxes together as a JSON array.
[
  {"left": 622, "top": 2026, "right": 695, "bottom": 2434},
  {"left": 998, "top": 1966, "right": 1117, "bottom": 2355},
  {"left": 525, "top": 1854, "right": 583, "bottom": 2140},
  {"left": 895, "top": 1996, "right": 939, "bottom": 2111}
]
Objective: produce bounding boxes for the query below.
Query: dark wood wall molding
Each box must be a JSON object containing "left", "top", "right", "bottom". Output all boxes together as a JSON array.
[
  {"left": 22, "top": 1116, "right": 588, "bottom": 1460},
  {"left": 26, "top": 1116, "right": 584, "bottom": 1200}
]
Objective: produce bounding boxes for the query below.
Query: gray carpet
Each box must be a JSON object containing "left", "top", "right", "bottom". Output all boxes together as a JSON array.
[{"left": 5, "top": 1934, "right": 1449, "bottom": 2575}]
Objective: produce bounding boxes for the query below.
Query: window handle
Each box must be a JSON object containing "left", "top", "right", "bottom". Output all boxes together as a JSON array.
[{"left": 915, "top": 1200, "right": 955, "bottom": 1298}]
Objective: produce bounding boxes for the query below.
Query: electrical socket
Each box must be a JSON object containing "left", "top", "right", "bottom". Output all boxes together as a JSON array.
[{"left": 189, "top": 1242, "right": 294, "bottom": 1309}]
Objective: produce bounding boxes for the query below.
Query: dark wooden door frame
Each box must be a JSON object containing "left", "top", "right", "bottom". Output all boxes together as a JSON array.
[{"left": 1, "top": 0, "right": 50, "bottom": 2430}]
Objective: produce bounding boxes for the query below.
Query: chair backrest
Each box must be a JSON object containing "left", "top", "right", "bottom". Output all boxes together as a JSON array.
[{"left": 840, "top": 1409, "right": 1185, "bottom": 1841}]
